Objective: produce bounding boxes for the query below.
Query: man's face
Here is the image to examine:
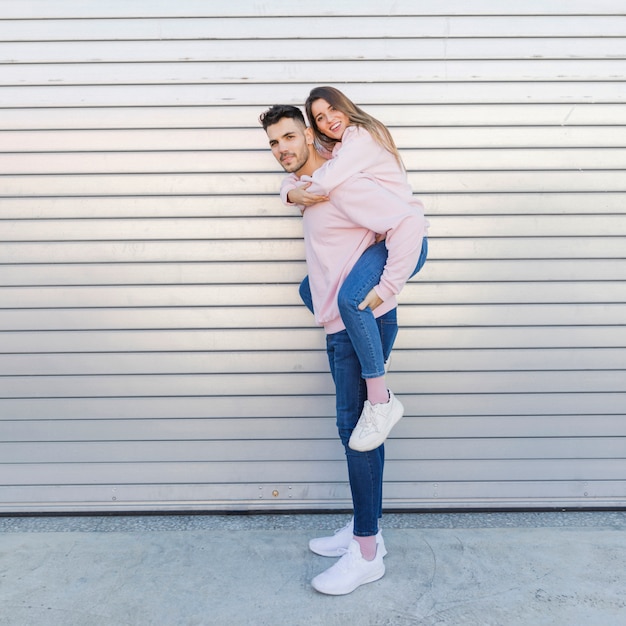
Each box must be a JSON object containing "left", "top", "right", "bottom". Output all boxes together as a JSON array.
[{"left": 266, "top": 117, "right": 311, "bottom": 173}]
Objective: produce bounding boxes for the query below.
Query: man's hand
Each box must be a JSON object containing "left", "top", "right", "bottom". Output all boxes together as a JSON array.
[
  {"left": 358, "top": 288, "right": 383, "bottom": 311},
  {"left": 287, "top": 182, "right": 329, "bottom": 207}
]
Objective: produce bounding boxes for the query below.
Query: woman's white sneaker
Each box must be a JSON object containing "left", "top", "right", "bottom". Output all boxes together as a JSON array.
[
  {"left": 309, "top": 518, "right": 387, "bottom": 557},
  {"left": 348, "top": 390, "right": 404, "bottom": 452},
  {"left": 311, "top": 540, "right": 385, "bottom": 595}
]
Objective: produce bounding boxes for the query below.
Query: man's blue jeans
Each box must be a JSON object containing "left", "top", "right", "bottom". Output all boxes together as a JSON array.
[
  {"left": 300, "top": 236, "right": 427, "bottom": 378},
  {"left": 326, "top": 308, "right": 398, "bottom": 537}
]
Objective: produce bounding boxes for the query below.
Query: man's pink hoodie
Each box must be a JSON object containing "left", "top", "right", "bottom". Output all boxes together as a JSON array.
[{"left": 281, "top": 126, "right": 429, "bottom": 334}]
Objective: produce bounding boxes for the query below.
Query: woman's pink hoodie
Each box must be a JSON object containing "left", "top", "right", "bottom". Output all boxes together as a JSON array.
[{"left": 280, "top": 126, "right": 429, "bottom": 334}]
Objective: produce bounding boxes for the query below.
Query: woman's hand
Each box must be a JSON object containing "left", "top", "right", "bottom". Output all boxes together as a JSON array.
[
  {"left": 358, "top": 288, "right": 384, "bottom": 311},
  {"left": 287, "top": 182, "right": 329, "bottom": 208}
]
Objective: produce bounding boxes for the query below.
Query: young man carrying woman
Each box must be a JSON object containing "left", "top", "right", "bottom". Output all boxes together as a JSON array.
[{"left": 260, "top": 98, "right": 427, "bottom": 595}]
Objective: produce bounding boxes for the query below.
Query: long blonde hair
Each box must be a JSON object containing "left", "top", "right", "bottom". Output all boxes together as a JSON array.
[{"left": 304, "top": 86, "right": 404, "bottom": 168}]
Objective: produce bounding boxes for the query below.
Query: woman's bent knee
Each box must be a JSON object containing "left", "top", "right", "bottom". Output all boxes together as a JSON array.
[{"left": 337, "top": 286, "right": 360, "bottom": 315}]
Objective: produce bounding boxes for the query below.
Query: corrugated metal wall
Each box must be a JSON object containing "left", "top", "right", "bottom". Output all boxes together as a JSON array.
[{"left": 1, "top": 1, "right": 625, "bottom": 513}]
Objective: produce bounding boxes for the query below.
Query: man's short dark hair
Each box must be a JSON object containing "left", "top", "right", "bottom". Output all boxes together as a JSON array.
[{"left": 259, "top": 105, "right": 306, "bottom": 131}]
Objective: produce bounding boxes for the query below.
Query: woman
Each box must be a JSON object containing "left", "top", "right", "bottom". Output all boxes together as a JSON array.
[{"left": 282, "top": 87, "right": 428, "bottom": 453}]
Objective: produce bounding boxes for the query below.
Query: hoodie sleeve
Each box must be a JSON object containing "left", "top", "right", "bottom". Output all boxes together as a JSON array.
[
  {"left": 308, "top": 127, "right": 383, "bottom": 194},
  {"left": 279, "top": 173, "right": 305, "bottom": 210},
  {"left": 373, "top": 209, "right": 426, "bottom": 302}
]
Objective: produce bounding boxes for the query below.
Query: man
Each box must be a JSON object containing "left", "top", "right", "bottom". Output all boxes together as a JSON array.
[{"left": 260, "top": 104, "right": 414, "bottom": 595}]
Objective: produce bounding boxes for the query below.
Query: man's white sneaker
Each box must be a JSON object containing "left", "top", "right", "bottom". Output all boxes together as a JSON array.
[
  {"left": 309, "top": 518, "right": 387, "bottom": 557},
  {"left": 311, "top": 540, "right": 385, "bottom": 595},
  {"left": 348, "top": 390, "right": 404, "bottom": 452}
]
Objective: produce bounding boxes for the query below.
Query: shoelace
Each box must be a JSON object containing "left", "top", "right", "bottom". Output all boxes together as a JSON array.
[
  {"left": 359, "top": 403, "right": 380, "bottom": 436},
  {"left": 334, "top": 545, "right": 360, "bottom": 572}
]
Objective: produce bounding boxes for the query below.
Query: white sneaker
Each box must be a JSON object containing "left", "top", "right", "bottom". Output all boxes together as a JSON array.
[
  {"left": 348, "top": 390, "right": 404, "bottom": 452},
  {"left": 309, "top": 518, "right": 387, "bottom": 557},
  {"left": 311, "top": 540, "right": 385, "bottom": 595}
]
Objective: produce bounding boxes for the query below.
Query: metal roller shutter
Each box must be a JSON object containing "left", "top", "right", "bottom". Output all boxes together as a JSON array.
[{"left": 1, "top": 0, "right": 625, "bottom": 512}]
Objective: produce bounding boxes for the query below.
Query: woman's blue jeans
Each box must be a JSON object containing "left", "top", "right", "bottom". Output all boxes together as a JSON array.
[
  {"left": 300, "top": 236, "right": 427, "bottom": 378},
  {"left": 326, "top": 308, "right": 398, "bottom": 537}
]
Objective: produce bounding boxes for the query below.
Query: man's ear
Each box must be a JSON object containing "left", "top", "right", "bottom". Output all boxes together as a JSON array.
[{"left": 304, "top": 127, "right": 315, "bottom": 145}]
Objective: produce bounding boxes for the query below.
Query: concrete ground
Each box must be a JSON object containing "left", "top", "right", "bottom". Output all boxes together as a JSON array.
[{"left": 0, "top": 511, "right": 625, "bottom": 626}]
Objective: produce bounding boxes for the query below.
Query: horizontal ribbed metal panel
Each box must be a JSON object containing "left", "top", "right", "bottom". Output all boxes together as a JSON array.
[{"left": 0, "top": 0, "right": 625, "bottom": 513}]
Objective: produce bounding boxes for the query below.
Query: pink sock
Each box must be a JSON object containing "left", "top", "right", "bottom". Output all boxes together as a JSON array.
[
  {"left": 365, "top": 377, "right": 389, "bottom": 406},
  {"left": 354, "top": 535, "right": 377, "bottom": 561}
]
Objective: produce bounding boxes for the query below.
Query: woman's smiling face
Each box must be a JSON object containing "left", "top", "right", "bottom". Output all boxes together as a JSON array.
[{"left": 310, "top": 98, "right": 350, "bottom": 141}]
